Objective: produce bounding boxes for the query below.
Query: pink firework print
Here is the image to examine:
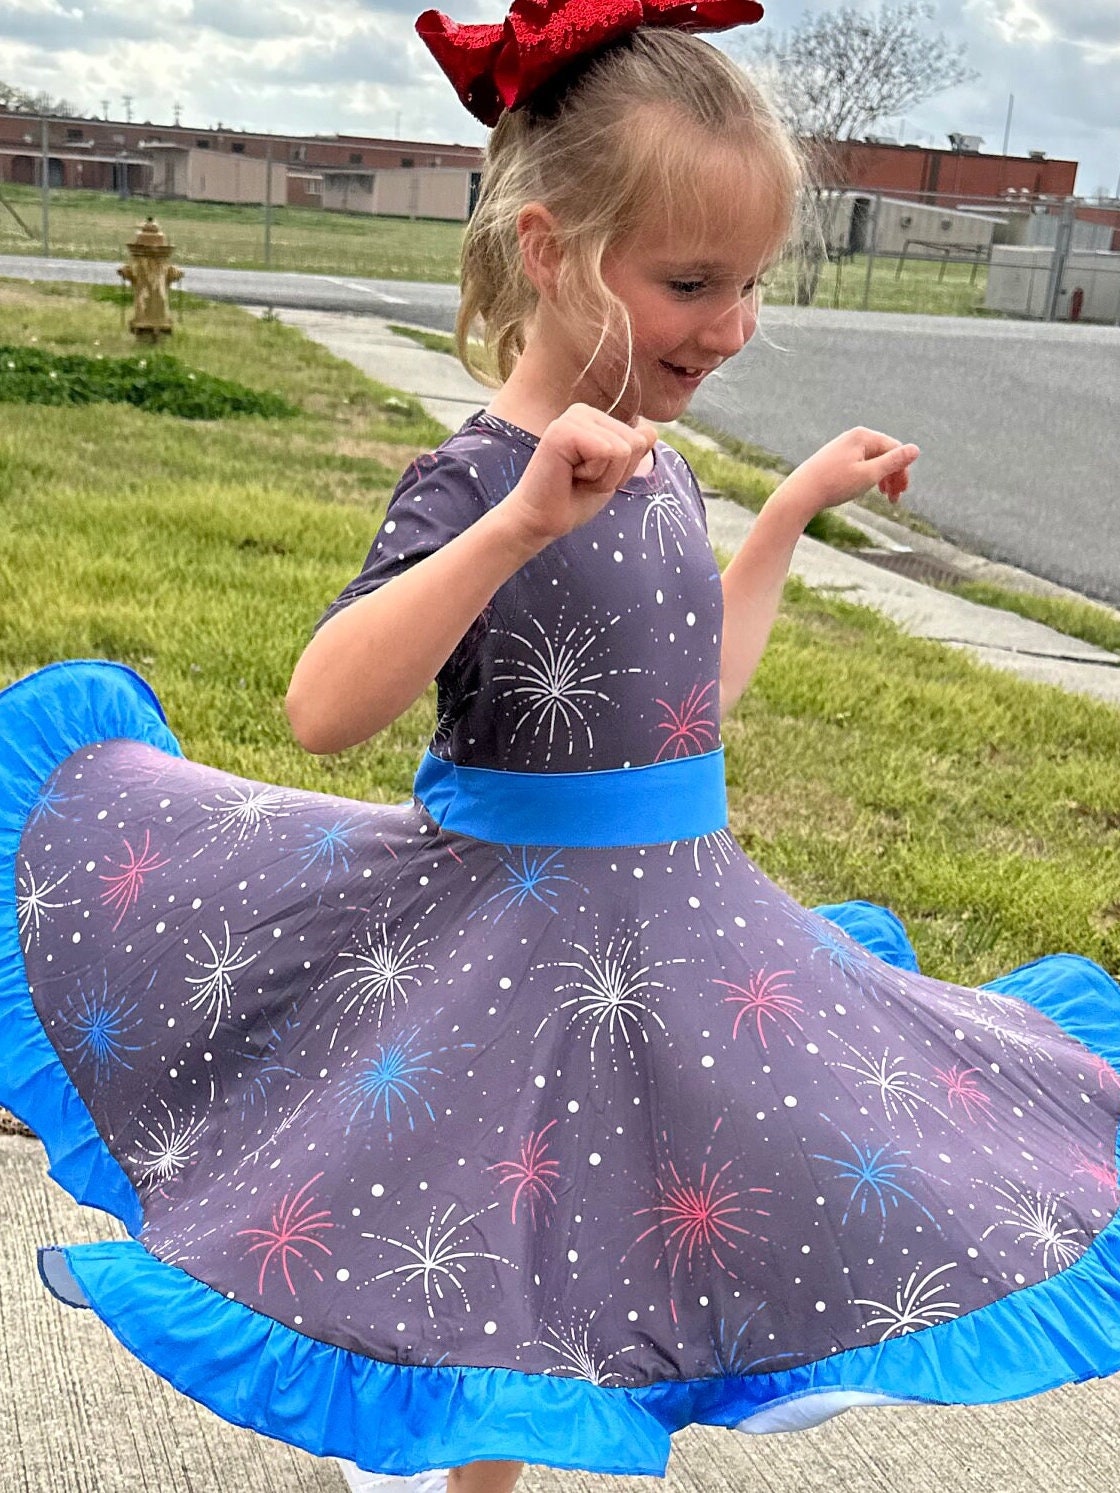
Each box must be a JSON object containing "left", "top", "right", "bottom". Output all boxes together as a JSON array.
[
  {"left": 488, "top": 1119, "right": 561, "bottom": 1226},
  {"left": 98, "top": 830, "right": 170, "bottom": 930},
  {"left": 1090, "top": 1054, "right": 1120, "bottom": 1094},
  {"left": 1069, "top": 1141, "right": 1120, "bottom": 1198},
  {"left": 653, "top": 681, "right": 718, "bottom": 762},
  {"left": 933, "top": 1063, "right": 995, "bottom": 1124},
  {"left": 629, "top": 1122, "right": 771, "bottom": 1288},
  {"left": 236, "top": 1173, "right": 334, "bottom": 1296},
  {"left": 716, "top": 969, "right": 801, "bottom": 1048}
]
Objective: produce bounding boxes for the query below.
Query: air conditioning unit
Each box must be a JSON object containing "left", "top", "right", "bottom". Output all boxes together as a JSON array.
[{"left": 948, "top": 132, "right": 984, "bottom": 154}]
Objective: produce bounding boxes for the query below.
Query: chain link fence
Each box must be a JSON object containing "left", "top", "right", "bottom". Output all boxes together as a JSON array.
[
  {"left": 789, "top": 188, "right": 1120, "bottom": 323},
  {"left": 2, "top": 164, "right": 1120, "bottom": 323}
]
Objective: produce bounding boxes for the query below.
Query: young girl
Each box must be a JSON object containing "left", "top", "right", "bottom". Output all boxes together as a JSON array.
[{"left": 4, "top": 4, "right": 1120, "bottom": 1492}]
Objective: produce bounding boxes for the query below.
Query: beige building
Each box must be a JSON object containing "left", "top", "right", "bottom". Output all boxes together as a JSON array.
[
  {"left": 321, "top": 166, "right": 476, "bottom": 222},
  {"left": 145, "top": 144, "right": 287, "bottom": 206}
]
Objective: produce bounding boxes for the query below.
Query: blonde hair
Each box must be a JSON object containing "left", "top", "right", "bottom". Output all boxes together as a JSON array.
[{"left": 457, "top": 28, "right": 803, "bottom": 388}]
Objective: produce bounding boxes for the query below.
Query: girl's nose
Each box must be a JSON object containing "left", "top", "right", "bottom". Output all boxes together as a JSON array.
[{"left": 703, "top": 297, "right": 756, "bottom": 358}]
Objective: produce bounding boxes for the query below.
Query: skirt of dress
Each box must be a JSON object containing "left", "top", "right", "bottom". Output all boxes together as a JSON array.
[{"left": 4, "top": 660, "right": 1120, "bottom": 1478}]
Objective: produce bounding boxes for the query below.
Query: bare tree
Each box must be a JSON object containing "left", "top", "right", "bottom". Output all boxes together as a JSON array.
[
  {"left": 746, "top": 2, "right": 975, "bottom": 143},
  {"left": 0, "top": 81, "right": 81, "bottom": 116},
  {"left": 735, "top": 3, "right": 977, "bottom": 301}
]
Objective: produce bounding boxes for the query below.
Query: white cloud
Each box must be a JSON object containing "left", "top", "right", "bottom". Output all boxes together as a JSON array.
[{"left": 0, "top": 1, "right": 1115, "bottom": 189}]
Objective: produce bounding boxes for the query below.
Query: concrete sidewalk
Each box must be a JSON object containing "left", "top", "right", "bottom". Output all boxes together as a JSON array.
[
  {"left": 8, "top": 1133, "right": 1120, "bottom": 1493},
  {"left": 5, "top": 309, "right": 1120, "bottom": 1493},
  {"left": 267, "top": 308, "right": 1120, "bottom": 709}
]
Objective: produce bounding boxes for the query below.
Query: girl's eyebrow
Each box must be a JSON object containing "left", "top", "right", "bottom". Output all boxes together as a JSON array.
[{"left": 658, "top": 259, "right": 772, "bottom": 280}]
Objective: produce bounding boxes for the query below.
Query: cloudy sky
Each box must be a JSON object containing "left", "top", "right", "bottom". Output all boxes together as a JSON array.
[{"left": 1, "top": 0, "right": 1118, "bottom": 196}]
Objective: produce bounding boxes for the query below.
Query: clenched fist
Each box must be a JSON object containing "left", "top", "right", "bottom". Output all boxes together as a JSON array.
[{"left": 502, "top": 403, "right": 659, "bottom": 550}]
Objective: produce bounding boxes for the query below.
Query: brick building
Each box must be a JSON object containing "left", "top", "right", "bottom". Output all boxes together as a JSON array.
[
  {"left": 0, "top": 109, "right": 483, "bottom": 210},
  {"left": 814, "top": 137, "right": 1077, "bottom": 206}
]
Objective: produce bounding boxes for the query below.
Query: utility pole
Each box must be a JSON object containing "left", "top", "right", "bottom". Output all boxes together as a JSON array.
[
  {"left": 101, "top": 98, "right": 110, "bottom": 120},
  {"left": 1001, "top": 93, "right": 1014, "bottom": 156},
  {"left": 173, "top": 101, "right": 182, "bottom": 127},
  {"left": 263, "top": 137, "right": 273, "bottom": 268},
  {"left": 39, "top": 114, "right": 50, "bottom": 256},
  {"left": 122, "top": 94, "right": 133, "bottom": 124},
  {"left": 1043, "top": 196, "right": 1076, "bottom": 323}
]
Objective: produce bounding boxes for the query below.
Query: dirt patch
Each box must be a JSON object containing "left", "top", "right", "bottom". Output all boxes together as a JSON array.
[{"left": 0, "top": 1108, "right": 34, "bottom": 1139}]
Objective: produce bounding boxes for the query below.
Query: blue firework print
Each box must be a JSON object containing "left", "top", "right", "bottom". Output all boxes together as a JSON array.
[
  {"left": 57, "top": 977, "right": 145, "bottom": 1079},
  {"left": 812, "top": 1124, "right": 941, "bottom": 1244},
  {"left": 471, "top": 847, "right": 574, "bottom": 922},
  {"left": 8, "top": 411, "right": 1120, "bottom": 1463}
]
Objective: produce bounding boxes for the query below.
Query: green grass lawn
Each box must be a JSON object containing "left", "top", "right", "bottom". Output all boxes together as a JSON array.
[
  {"left": 2, "top": 185, "right": 990, "bottom": 314},
  {"left": 1, "top": 278, "right": 1116, "bottom": 989},
  {"left": 0, "top": 186, "right": 465, "bottom": 281}
]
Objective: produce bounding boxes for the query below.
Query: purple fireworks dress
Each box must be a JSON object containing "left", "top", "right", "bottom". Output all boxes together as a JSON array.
[{"left": 3, "top": 410, "right": 1120, "bottom": 1477}]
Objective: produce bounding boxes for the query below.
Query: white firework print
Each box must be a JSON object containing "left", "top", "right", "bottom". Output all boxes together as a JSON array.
[
  {"left": 16, "top": 858, "right": 78, "bottom": 950},
  {"left": 533, "top": 922, "right": 684, "bottom": 1070},
  {"left": 640, "top": 488, "right": 689, "bottom": 558},
  {"left": 128, "top": 1100, "right": 207, "bottom": 1186},
  {"left": 855, "top": 1262, "right": 961, "bottom": 1340},
  {"left": 936, "top": 987, "right": 1056, "bottom": 1067},
  {"left": 831, "top": 1037, "right": 946, "bottom": 1136},
  {"left": 184, "top": 921, "right": 258, "bottom": 1038},
  {"left": 321, "top": 916, "right": 435, "bottom": 1045},
  {"left": 196, "top": 783, "right": 294, "bottom": 856},
  {"left": 669, "top": 828, "right": 737, "bottom": 877},
  {"left": 980, "top": 1182, "right": 1086, "bottom": 1276},
  {"left": 522, "top": 1310, "right": 638, "bottom": 1385},
  {"left": 492, "top": 611, "right": 642, "bottom": 765},
  {"left": 227, "top": 1090, "right": 317, "bottom": 1180},
  {"left": 366, "top": 1200, "right": 517, "bottom": 1319}
]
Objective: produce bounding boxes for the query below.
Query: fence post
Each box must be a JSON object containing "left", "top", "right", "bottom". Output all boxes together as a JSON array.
[
  {"left": 39, "top": 114, "right": 50, "bottom": 256},
  {"left": 861, "top": 192, "right": 881, "bottom": 311},
  {"left": 1043, "top": 197, "right": 1075, "bottom": 322}
]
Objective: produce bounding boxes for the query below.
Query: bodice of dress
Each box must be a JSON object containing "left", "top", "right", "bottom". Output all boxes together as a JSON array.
[{"left": 321, "top": 412, "right": 724, "bottom": 773}]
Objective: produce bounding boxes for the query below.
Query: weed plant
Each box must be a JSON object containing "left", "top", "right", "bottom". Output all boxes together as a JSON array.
[{"left": 0, "top": 343, "right": 294, "bottom": 419}]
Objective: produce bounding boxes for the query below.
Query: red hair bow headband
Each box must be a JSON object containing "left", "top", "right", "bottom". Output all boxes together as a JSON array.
[{"left": 416, "top": 0, "right": 764, "bottom": 126}]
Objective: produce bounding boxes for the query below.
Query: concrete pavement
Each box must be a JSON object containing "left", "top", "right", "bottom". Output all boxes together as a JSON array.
[{"left": 4, "top": 308, "right": 1120, "bottom": 1493}]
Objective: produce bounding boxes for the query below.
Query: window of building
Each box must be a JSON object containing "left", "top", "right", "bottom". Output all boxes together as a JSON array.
[
  {"left": 400, "top": 156, "right": 414, "bottom": 168},
  {"left": 66, "top": 127, "right": 83, "bottom": 141},
  {"left": 291, "top": 143, "right": 307, "bottom": 163},
  {"left": 232, "top": 141, "right": 245, "bottom": 154},
  {"left": 306, "top": 178, "right": 322, "bottom": 196},
  {"left": 350, "top": 151, "right": 363, "bottom": 164},
  {"left": 196, "top": 138, "right": 211, "bottom": 149}
]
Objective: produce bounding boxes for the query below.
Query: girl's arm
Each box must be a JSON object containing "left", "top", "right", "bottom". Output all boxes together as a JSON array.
[
  {"left": 287, "top": 404, "right": 656, "bottom": 754},
  {"left": 719, "top": 428, "right": 920, "bottom": 719}
]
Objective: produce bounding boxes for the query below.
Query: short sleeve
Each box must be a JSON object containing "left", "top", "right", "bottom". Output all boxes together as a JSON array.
[
  {"left": 660, "top": 444, "right": 709, "bottom": 535},
  {"left": 315, "top": 449, "right": 489, "bottom": 633}
]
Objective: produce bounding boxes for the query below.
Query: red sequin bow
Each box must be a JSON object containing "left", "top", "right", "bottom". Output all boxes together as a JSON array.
[{"left": 416, "top": 0, "right": 765, "bottom": 125}]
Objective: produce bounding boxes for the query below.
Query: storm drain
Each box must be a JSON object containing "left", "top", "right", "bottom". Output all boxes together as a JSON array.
[{"left": 856, "top": 549, "right": 971, "bottom": 589}]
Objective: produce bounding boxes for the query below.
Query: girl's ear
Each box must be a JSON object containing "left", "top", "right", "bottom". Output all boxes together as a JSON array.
[{"left": 517, "top": 203, "right": 564, "bottom": 297}]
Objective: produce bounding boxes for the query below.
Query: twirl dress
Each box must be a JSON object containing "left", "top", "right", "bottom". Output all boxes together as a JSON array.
[{"left": 3, "top": 410, "right": 1120, "bottom": 1477}]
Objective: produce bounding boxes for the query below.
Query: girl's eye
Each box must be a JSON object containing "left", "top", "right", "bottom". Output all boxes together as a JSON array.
[{"left": 669, "top": 280, "right": 705, "bottom": 296}]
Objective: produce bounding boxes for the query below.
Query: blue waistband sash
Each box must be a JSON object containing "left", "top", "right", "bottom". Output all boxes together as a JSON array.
[{"left": 412, "top": 747, "right": 729, "bottom": 847}]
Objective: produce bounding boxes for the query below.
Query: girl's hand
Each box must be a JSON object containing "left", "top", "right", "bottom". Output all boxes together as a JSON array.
[
  {"left": 776, "top": 427, "right": 920, "bottom": 524},
  {"left": 502, "top": 403, "right": 659, "bottom": 549}
]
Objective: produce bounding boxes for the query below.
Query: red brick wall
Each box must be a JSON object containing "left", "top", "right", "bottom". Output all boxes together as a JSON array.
[{"left": 822, "top": 139, "right": 1077, "bottom": 204}]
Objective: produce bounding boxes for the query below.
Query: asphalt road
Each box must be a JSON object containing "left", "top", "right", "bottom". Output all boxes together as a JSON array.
[{"left": 3, "top": 255, "right": 1117, "bottom": 605}]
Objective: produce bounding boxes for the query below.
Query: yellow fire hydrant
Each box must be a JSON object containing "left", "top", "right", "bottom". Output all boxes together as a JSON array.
[{"left": 118, "top": 217, "right": 182, "bottom": 341}]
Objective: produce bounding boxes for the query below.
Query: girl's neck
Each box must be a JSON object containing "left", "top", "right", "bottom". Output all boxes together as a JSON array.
[{"left": 485, "top": 335, "right": 655, "bottom": 477}]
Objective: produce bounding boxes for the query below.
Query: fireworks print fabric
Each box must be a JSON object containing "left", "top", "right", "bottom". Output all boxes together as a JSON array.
[{"left": 4, "top": 411, "right": 1120, "bottom": 1476}]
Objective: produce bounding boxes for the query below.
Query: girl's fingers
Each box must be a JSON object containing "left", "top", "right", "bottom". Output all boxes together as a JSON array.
[{"left": 866, "top": 443, "right": 919, "bottom": 486}]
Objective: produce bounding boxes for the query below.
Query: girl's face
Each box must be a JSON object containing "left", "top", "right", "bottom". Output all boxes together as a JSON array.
[{"left": 572, "top": 153, "right": 783, "bottom": 423}]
